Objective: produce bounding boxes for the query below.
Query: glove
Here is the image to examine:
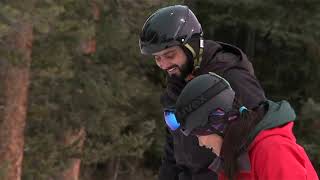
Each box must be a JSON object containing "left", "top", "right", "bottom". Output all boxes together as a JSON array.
[{"left": 160, "top": 75, "right": 187, "bottom": 108}]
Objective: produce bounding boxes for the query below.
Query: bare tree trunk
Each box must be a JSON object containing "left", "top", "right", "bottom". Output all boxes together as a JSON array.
[
  {"left": 59, "top": 1, "right": 100, "bottom": 180},
  {"left": 60, "top": 128, "right": 86, "bottom": 180},
  {"left": 0, "top": 22, "right": 33, "bottom": 180},
  {"left": 105, "top": 157, "right": 121, "bottom": 180}
]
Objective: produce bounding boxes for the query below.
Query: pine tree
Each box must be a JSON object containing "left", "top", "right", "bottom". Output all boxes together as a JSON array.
[
  {"left": 59, "top": 1, "right": 100, "bottom": 180},
  {"left": 22, "top": 0, "right": 100, "bottom": 179},
  {"left": 20, "top": 0, "right": 182, "bottom": 179},
  {"left": 0, "top": 2, "right": 34, "bottom": 179}
]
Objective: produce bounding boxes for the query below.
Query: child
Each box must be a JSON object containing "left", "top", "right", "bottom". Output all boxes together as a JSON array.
[{"left": 164, "top": 72, "right": 318, "bottom": 179}]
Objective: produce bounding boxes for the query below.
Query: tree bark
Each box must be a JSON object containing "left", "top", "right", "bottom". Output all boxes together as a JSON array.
[
  {"left": 0, "top": 22, "right": 33, "bottom": 180},
  {"left": 59, "top": 128, "right": 86, "bottom": 180}
]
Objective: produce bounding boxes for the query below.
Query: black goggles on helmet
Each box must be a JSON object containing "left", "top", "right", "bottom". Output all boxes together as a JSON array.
[
  {"left": 189, "top": 110, "right": 239, "bottom": 136},
  {"left": 164, "top": 107, "right": 239, "bottom": 136},
  {"left": 163, "top": 78, "right": 229, "bottom": 131},
  {"left": 190, "top": 109, "right": 226, "bottom": 136}
]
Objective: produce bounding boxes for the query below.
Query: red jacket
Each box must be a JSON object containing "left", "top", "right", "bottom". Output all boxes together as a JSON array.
[{"left": 219, "top": 122, "right": 318, "bottom": 180}]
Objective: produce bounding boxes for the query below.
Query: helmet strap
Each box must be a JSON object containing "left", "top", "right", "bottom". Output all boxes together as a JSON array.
[
  {"left": 197, "top": 37, "right": 204, "bottom": 69},
  {"left": 183, "top": 37, "right": 204, "bottom": 73},
  {"left": 184, "top": 43, "right": 196, "bottom": 58}
]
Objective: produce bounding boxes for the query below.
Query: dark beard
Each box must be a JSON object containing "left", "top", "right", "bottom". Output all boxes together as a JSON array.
[
  {"left": 166, "top": 59, "right": 193, "bottom": 79},
  {"left": 179, "top": 59, "right": 194, "bottom": 79}
]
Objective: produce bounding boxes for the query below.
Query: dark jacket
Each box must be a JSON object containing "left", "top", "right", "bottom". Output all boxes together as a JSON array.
[{"left": 159, "top": 40, "right": 266, "bottom": 180}]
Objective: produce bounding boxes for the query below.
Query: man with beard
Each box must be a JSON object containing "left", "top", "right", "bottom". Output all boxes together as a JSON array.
[{"left": 139, "top": 5, "right": 266, "bottom": 180}]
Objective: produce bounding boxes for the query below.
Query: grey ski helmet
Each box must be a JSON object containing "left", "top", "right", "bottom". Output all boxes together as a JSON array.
[{"left": 175, "top": 72, "right": 236, "bottom": 136}]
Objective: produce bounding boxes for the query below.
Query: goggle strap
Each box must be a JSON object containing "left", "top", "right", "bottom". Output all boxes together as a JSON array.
[{"left": 176, "top": 79, "right": 229, "bottom": 120}]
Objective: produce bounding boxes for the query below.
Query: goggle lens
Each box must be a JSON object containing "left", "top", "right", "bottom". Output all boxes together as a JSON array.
[{"left": 164, "top": 110, "right": 180, "bottom": 131}]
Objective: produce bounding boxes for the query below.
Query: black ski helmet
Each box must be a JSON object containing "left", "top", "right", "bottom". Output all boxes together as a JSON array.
[
  {"left": 175, "top": 72, "right": 235, "bottom": 136},
  {"left": 139, "top": 5, "right": 203, "bottom": 64}
]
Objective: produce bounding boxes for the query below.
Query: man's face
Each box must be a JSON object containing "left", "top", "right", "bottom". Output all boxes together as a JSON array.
[{"left": 152, "top": 46, "right": 188, "bottom": 77}]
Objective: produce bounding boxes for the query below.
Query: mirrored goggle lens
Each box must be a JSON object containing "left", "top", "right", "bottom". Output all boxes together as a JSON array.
[
  {"left": 164, "top": 110, "right": 180, "bottom": 131},
  {"left": 190, "top": 109, "right": 227, "bottom": 136}
]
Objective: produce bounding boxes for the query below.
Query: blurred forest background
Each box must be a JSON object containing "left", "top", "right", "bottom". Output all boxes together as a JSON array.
[{"left": 0, "top": 0, "right": 319, "bottom": 179}]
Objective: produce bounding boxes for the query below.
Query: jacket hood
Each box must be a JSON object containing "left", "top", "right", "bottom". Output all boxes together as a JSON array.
[
  {"left": 247, "top": 100, "right": 297, "bottom": 147},
  {"left": 196, "top": 40, "right": 266, "bottom": 108},
  {"left": 198, "top": 40, "right": 255, "bottom": 75}
]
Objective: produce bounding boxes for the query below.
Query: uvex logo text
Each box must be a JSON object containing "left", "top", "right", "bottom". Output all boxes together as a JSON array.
[{"left": 177, "top": 96, "right": 207, "bottom": 119}]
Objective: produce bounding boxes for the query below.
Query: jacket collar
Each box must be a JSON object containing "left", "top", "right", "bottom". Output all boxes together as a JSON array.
[{"left": 208, "top": 152, "right": 251, "bottom": 174}]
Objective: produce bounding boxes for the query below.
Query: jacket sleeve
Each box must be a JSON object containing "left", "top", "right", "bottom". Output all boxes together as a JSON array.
[
  {"left": 253, "top": 137, "right": 311, "bottom": 180},
  {"left": 158, "top": 127, "right": 181, "bottom": 180}
]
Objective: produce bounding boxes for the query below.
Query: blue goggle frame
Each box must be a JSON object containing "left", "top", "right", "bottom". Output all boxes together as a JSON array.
[{"left": 163, "top": 109, "right": 181, "bottom": 131}]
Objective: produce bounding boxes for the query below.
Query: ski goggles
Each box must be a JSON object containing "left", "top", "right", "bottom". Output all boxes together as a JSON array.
[
  {"left": 163, "top": 107, "right": 233, "bottom": 134},
  {"left": 163, "top": 108, "right": 226, "bottom": 134},
  {"left": 189, "top": 109, "right": 226, "bottom": 136},
  {"left": 189, "top": 110, "right": 239, "bottom": 136}
]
